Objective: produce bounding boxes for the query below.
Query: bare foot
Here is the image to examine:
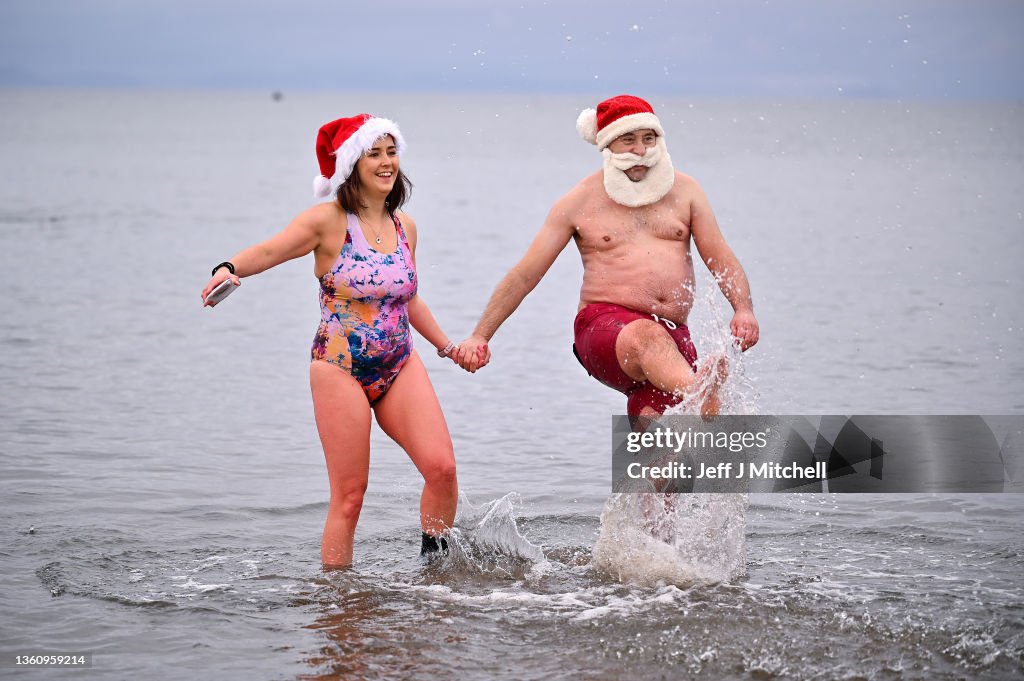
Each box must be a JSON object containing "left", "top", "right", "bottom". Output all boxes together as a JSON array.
[{"left": 679, "top": 353, "right": 729, "bottom": 418}]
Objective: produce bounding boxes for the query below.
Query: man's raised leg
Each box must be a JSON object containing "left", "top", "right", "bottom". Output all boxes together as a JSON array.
[{"left": 614, "top": 319, "right": 728, "bottom": 416}]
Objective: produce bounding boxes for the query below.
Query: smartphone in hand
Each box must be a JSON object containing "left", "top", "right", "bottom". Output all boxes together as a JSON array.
[{"left": 204, "top": 278, "right": 238, "bottom": 306}]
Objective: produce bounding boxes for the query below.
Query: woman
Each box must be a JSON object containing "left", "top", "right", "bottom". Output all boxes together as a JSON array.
[{"left": 200, "top": 114, "right": 461, "bottom": 567}]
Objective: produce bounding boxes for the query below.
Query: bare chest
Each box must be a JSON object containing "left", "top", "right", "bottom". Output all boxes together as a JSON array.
[{"left": 573, "top": 200, "right": 691, "bottom": 254}]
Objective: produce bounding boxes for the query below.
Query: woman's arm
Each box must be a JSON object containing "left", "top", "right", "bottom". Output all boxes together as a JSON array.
[
  {"left": 202, "top": 204, "right": 329, "bottom": 304},
  {"left": 409, "top": 295, "right": 456, "bottom": 359},
  {"left": 399, "top": 211, "right": 457, "bottom": 360}
]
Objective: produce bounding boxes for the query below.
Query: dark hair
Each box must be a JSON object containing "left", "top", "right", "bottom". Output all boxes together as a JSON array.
[{"left": 335, "top": 159, "right": 413, "bottom": 217}]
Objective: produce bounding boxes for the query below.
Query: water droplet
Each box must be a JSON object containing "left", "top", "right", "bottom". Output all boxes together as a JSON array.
[{"left": 565, "top": 35, "right": 573, "bottom": 41}]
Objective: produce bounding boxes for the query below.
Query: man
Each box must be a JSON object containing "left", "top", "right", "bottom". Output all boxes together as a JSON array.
[{"left": 457, "top": 94, "right": 759, "bottom": 418}]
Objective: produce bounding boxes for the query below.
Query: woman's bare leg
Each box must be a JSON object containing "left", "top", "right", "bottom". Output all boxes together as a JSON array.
[
  {"left": 310, "top": 360, "right": 372, "bottom": 567},
  {"left": 373, "top": 352, "right": 458, "bottom": 538}
]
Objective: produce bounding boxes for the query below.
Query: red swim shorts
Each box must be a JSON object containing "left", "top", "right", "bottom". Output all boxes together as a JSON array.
[{"left": 572, "top": 302, "right": 697, "bottom": 416}]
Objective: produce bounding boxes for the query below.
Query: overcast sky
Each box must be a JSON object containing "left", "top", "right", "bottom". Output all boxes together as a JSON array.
[{"left": 2, "top": 0, "right": 1022, "bottom": 98}]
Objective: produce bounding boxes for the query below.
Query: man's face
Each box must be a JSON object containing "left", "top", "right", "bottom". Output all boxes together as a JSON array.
[{"left": 606, "top": 129, "right": 658, "bottom": 182}]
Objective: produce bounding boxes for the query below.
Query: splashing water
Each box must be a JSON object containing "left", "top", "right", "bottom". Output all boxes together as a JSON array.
[
  {"left": 593, "top": 284, "right": 757, "bottom": 587},
  {"left": 443, "top": 493, "right": 548, "bottom": 580},
  {"left": 673, "top": 275, "right": 762, "bottom": 417},
  {"left": 592, "top": 492, "right": 748, "bottom": 586}
]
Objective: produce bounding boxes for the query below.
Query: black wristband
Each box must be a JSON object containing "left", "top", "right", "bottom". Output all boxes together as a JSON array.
[{"left": 211, "top": 261, "right": 236, "bottom": 277}]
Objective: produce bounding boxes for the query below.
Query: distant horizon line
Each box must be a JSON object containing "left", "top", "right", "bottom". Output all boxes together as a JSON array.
[{"left": 1, "top": 84, "right": 1020, "bottom": 103}]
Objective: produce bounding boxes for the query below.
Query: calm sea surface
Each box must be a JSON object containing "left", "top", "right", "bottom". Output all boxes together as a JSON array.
[{"left": 2, "top": 90, "right": 1023, "bottom": 679}]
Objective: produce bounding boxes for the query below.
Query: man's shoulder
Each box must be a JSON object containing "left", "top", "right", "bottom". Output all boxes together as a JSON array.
[
  {"left": 558, "top": 170, "right": 603, "bottom": 205},
  {"left": 665, "top": 170, "right": 706, "bottom": 204},
  {"left": 672, "top": 170, "right": 701, "bottom": 191},
  {"left": 535, "top": 172, "right": 601, "bottom": 233},
  {"left": 570, "top": 169, "right": 603, "bottom": 194}
]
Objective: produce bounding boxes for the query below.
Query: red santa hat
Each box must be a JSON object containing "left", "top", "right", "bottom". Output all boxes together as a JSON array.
[
  {"left": 312, "top": 114, "right": 407, "bottom": 199},
  {"left": 576, "top": 94, "right": 665, "bottom": 151}
]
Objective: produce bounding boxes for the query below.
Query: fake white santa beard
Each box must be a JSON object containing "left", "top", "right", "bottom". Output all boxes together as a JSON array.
[{"left": 601, "top": 139, "right": 675, "bottom": 208}]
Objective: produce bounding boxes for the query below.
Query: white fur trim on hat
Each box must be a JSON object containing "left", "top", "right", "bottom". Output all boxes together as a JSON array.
[
  {"left": 312, "top": 175, "right": 333, "bottom": 199},
  {"left": 331, "top": 117, "right": 407, "bottom": 193},
  {"left": 577, "top": 108, "right": 598, "bottom": 145},
  {"left": 595, "top": 112, "right": 665, "bottom": 150}
]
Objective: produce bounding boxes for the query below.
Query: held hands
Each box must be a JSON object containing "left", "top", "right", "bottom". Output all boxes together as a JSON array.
[
  {"left": 730, "top": 309, "right": 760, "bottom": 351},
  {"left": 454, "top": 334, "right": 491, "bottom": 373}
]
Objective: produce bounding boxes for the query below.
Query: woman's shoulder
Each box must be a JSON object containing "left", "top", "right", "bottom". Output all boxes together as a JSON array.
[
  {"left": 297, "top": 201, "right": 345, "bottom": 230},
  {"left": 395, "top": 210, "right": 417, "bottom": 252},
  {"left": 308, "top": 200, "right": 345, "bottom": 219},
  {"left": 396, "top": 210, "right": 417, "bottom": 235}
]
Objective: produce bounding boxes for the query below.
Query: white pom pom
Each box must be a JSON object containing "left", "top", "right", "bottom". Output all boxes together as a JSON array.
[
  {"left": 576, "top": 108, "right": 598, "bottom": 145},
  {"left": 312, "top": 175, "right": 332, "bottom": 199}
]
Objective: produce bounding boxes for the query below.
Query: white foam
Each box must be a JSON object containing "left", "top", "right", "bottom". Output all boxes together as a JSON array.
[
  {"left": 174, "top": 577, "right": 231, "bottom": 595},
  {"left": 592, "top": 492, "right": 748, "bottom": 587},
  {"left": 394, "top": 580, "right": 704, "bottom": 622}
]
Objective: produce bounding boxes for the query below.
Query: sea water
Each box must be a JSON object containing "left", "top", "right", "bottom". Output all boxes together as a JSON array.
[{"left": 2, "top": 90, "right": 1023, "bottom": 679}]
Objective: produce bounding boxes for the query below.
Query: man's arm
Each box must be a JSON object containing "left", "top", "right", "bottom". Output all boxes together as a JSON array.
[
  {"left": 688, "top": 179, "right": 760, "bottom": 351},
  {"left": 457, "top": 197, "right": 577, "bottom": 371}
]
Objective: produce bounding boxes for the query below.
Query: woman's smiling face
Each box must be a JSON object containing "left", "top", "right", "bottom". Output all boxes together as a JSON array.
[{"left": 356, "top": 134, "right": 399, "bottom": 196}]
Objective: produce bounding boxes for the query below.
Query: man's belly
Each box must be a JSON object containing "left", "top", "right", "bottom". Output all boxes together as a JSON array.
[{"left": 578, "top": 273, "right": 695, "bottom": 327}]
